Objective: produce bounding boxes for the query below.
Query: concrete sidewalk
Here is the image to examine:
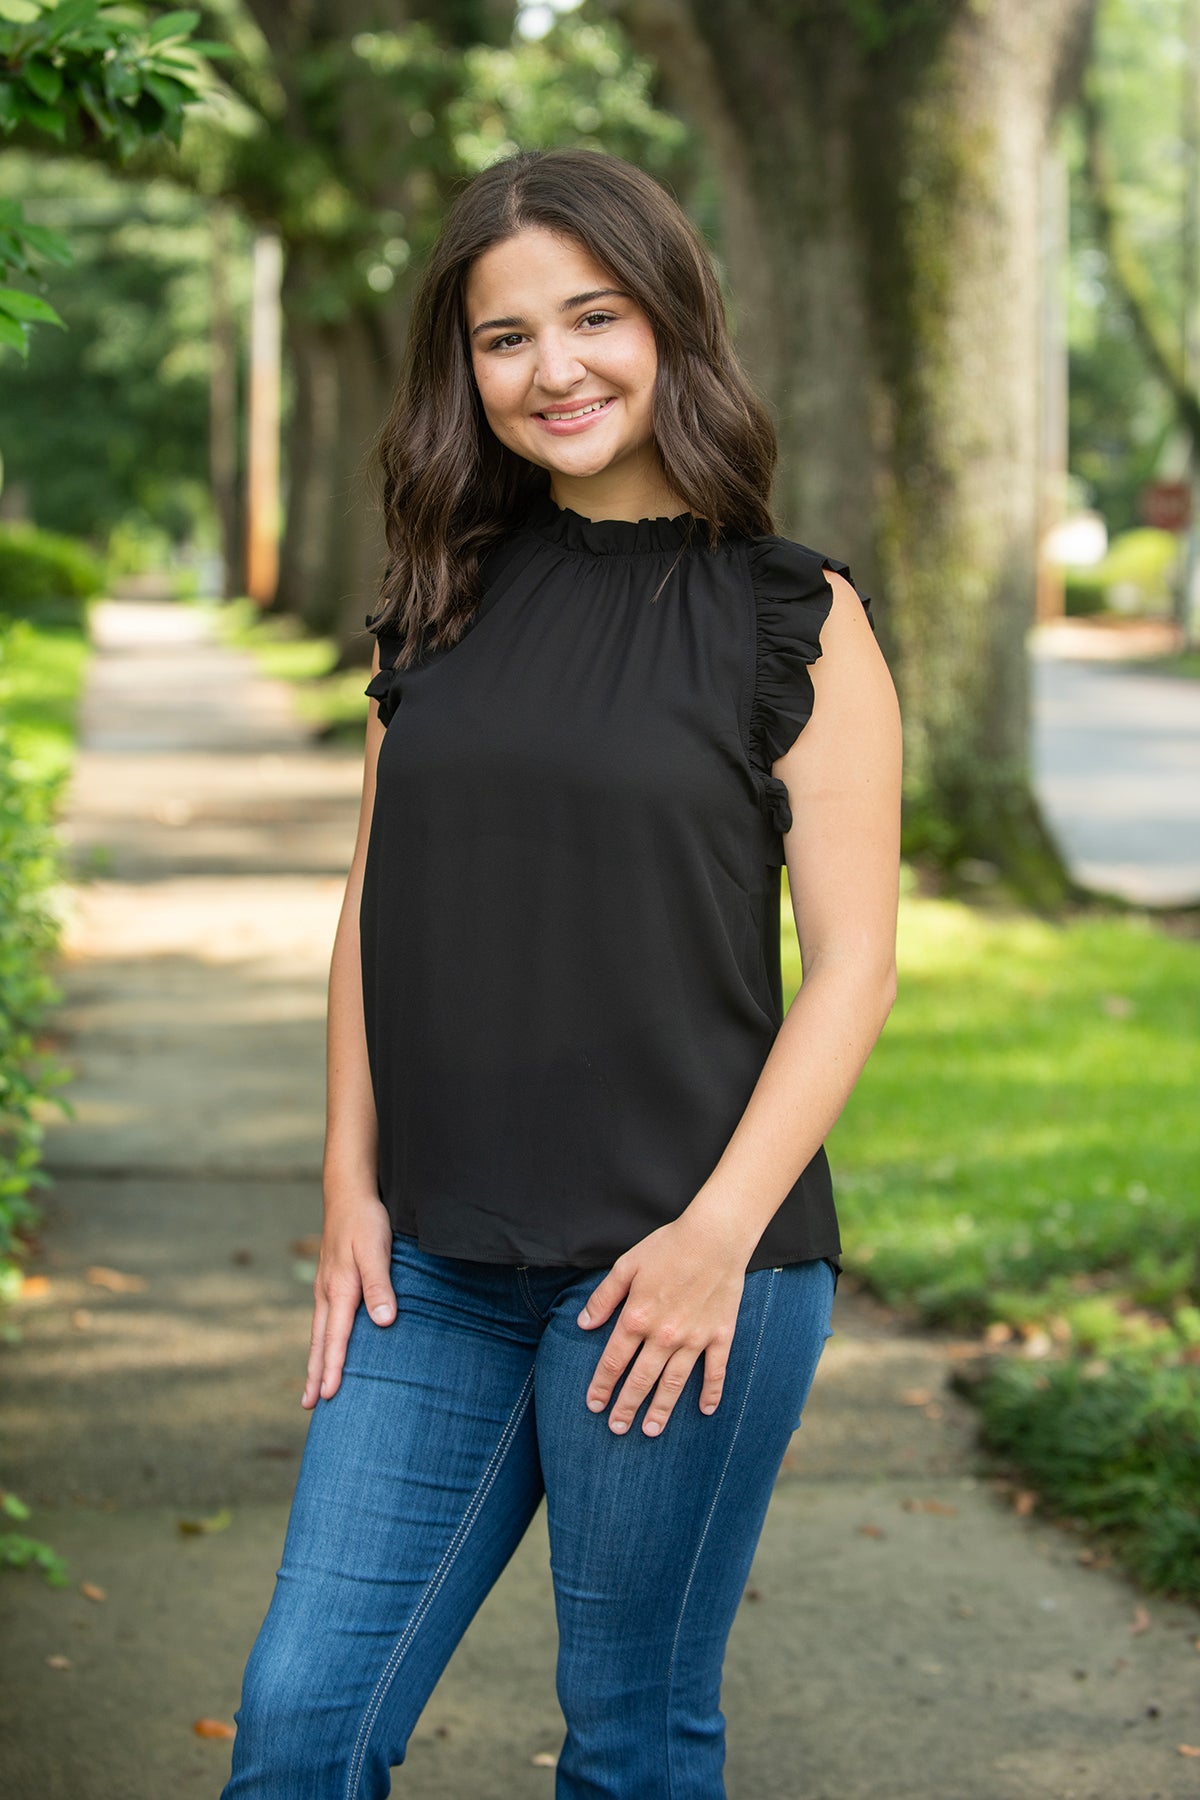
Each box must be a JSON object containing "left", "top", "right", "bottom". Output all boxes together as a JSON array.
[
  {"left": 1031, "top": 621, "right": 1200, "bottom": 907},
  {"left": 2, "top": 599, "right": 1199, "bottom": 1800}
]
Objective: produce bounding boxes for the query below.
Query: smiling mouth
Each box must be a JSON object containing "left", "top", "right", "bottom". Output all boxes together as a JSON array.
[{"left": 535, "top": 397, "right": 616, "bottom": 421}]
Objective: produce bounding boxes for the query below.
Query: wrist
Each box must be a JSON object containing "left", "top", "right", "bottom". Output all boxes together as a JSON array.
[{"left": 676, "top": 1186, "right": 763, "bottom": 1267}]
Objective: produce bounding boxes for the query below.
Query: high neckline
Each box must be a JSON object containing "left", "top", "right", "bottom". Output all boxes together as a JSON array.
[{"left": 523, "top": 493, "right": 698, "bottom": 556}]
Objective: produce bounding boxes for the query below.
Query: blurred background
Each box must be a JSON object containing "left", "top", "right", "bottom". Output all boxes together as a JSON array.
[{"left": 1, "top": 3, "right": 1198, "bottom": 1797}]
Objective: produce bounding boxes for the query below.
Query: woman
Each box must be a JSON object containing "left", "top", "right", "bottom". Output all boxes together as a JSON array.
[{"left": 223, "top": 145, "right": 901, "bottom": 1799}]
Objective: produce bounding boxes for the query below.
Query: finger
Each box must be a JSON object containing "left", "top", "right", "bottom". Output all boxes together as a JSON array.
[
  {"left": 302, "top": 1289, "right": 331, "bottom": 1409},
  {"left": 577, "top": 1263, "right": 631, "bottom": 1329},
  {"left": 359, "top": 1254, "right": 396, "bottom": 1327},
  {"left": 699, "top": 1340, "right": 729, "bottom": 1417},
  {"left": 640, "top": 1350, "right": 701, "bottom": 1437},
  {"left": 585, "top": 1322, "right": 644, "bottom": 1412},
  {"left": 606, "top": 1345, "right": 672, "bottom": 1435},
  {"left": 317, "top": 1289, "right": 361, "bottom": 1401}
]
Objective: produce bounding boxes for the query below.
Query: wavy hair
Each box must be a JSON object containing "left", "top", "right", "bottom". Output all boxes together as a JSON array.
[{"left": 371, "top": 146, "right": 778, "bottom": 668}]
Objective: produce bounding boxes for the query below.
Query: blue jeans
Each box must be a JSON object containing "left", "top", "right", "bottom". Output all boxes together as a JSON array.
[{"left": 222, "top": 1234, "right": 837, "bottom": 1799}]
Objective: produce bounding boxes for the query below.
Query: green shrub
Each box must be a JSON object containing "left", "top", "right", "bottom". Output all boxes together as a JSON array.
[
  {"left": 976, "top": 1343, "right": 1200, "bottom": 1599},
  {"left": 1062, "top": 527, "right": 1179, "bottom": 618},
  {"left": 0, "top": 630, "right": 70, "bottom": 1301},
  {"left": 0, "top": 525, "right": 105, "bottom": 625}
]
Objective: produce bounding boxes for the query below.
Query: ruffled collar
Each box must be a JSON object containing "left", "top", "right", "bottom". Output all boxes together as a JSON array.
[{"left": 522, "top": 494, "right": 699, "bottom": 556}]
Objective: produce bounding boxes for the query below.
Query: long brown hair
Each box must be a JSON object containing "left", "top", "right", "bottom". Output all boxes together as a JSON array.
[{"left": 371, "top": 146, "right": 778, "bottom": 668}]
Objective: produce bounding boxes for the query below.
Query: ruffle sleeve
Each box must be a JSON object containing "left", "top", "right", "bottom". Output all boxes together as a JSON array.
[
  {"left": 747, "top": 536, "right": 875, "bottom": 835},
  {"left": 363, "top": 611, "right": 404, "bottom": 727}
]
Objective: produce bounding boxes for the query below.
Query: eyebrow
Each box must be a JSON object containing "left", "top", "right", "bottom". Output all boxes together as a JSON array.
[{"left": 469, "top": 288, "right": 627, "bottom": 338}]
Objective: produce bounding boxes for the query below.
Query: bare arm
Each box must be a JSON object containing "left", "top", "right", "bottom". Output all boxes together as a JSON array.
[
  {"left": 578, "top": 570, "right": 902, "bottom": 1435},
  {"left": 302, "top": 642, "right": 398, "bottom": 1408}
]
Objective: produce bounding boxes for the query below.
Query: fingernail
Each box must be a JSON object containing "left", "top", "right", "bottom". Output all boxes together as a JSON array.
[
  {"left": 644, "top": 1420, "right": 661, "bottom": 1437},
  {"left": 701, "top": 1402, "right": 717, "bottom": 1415},
  {"left": 372, "top": 1305, "right": 392, "bottom": 1323},
  {"left": 577, "top": 1308, "right": 591, "bottom": 1326},
  {"left": 586, "top": 1396, "right": 604, "bottom": 1412},
  {"left": 610, "top": 1419, "right": 628, "bottom": 1434}
]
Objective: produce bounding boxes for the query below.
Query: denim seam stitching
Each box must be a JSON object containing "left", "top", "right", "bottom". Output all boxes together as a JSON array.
[
  {"left": 662, "top": 1267, "right": 777, "bottom": 1800},
  {"left": 343, "top": 1367, "right": 536, "bottom": 1800},
  {"left": 515, "top": 1266, "right": 545, "bottom": 1323}
]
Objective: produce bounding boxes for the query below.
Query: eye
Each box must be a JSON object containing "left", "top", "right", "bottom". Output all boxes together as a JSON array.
[
  {"left": 580, "top": 310, "right": 616, "bottom": 329},
  {"left": 486, "top": 332, "right": 526, "bottom": 353}
]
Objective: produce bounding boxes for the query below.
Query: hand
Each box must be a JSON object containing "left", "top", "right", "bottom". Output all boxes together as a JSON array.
[
  {"left": 576, "top": 1216, "right": 747, "bottom": 1437},
  {"left": 301, "top": 1194, "right": 395, "bottom": 1408}
]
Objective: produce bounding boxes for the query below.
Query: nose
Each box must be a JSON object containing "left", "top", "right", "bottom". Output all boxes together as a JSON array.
[{"left": 533, "top": 331, "right": 587, "bottom": 396}]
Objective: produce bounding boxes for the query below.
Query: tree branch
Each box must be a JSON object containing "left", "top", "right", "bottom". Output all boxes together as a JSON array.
[{"left": 1079, "top": 73, "right": 1200, "bottom": 448}]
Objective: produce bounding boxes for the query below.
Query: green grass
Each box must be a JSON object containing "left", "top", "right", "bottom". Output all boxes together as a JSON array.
[
  {"left": 1134, "top": 650, "right": 1200, "bottom": 681},
  {"left": 204, "top": 598, "right": 370, "bottom": 740},
  {"left": 783, "top": 890, "right": 1199, "bottom": 1329},
  {"left": 783, "top": 883, "right": 1200, "bottom": 1596},
  {"left": 0, "top": 613, "right": 91, "bottom": 788}
]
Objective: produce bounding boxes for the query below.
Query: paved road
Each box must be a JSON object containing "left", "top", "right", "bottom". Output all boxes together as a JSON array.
[
  {"left": 2, "top": 600, "right": 1199, "bottom": 1800},
  {"left": 1031, "top": 628, "right": 1200, "bottom": 906}
]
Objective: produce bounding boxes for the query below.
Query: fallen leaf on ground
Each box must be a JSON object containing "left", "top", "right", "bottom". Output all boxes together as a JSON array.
[
  {"left": 899, "top": 1387, "right": 933, "bottom": 1407},
  {"left": 901, "top": 1497, "right": 958, "bottom": 1516},
  {"left": 178, "top": 1508, "right": 233, "bottom": 1537},
  {"left": 742, "top": 1586, "right": 762, "bottom": 1602},
  {"left": 79, "top": 1582, "right": 106, "bottom": 1603},
  {"left": 1130, "top": 1604, "right": 1152, "bottom": 1635},
  {"left": 984, "top": 1321, "right": 1013, "bottom": 1346},
  {"left": 70, "top": 1309, "right": 93, "bottom": 1331},
  {"left": 231, "top": 1249, "right": 253, "bottom": 1266},
  {"left": 1178, "top": 1746, "right": 1200, "bottom": 1758},
  {"left": 531, "top": 1752, "right": 557, "bottom": 1768},
  {"left": 86, "top": 1266, "right": 146, "bottom": 1294},
  {"left": 858, "top": 1523, "right": 885, "bottom": 1539},
  {"left": 193, "top": 1719, "right": 236, "bottom": 1740},
  {"left": 45, "top": 1655, "right": 72, "bottom": 1671},
  {"left": 1077, "top": 1547, "right": 1112, "bottom": 1570},
  {"left": 20, "top": 1274, "right": 50, "bottom": 1298},
  {"left": 291, "top": 1235, "right": 322, "bottom": 1258},
  {"left": 923, "top": 1402, "right": 944, "bottom": 1421},
  {"left": 1014, "top": 1489, "right": 1038, "bottom": 1517}
]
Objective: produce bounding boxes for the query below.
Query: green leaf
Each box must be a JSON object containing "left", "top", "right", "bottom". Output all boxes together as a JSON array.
[
  {"left": 0, "top": 287, "right": 63, "bottom": 326},
  {"left": 14, "top": 222, "right": 72, "bottom": 265},
  {"left": 17, "top": 96, "right": 65, "bottom": 138},
  {"left": 42, "top": 0, "right": 101, "bottom": 44},
  {"left": 0, "top": 0, "right": 40, "bottom": 23},
  {"left": 0, "top": 312, "right": 29, "bottom": 354},
  {"left": 0, "top": 81, "right": 20, "bottom": 129},
  {"left": 77, "top": 77, "right": 113, "bottom": 135},
  {"left": 146, "top": 8, "right": 198, "bottom": 45},
  {"left": 142, "top": 70, "right": 191, "bottom": 110},
  {"left": 22, "top": 58, "right": 63, "bottom": 105}
]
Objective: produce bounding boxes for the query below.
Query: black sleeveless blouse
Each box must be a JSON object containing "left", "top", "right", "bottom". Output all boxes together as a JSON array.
[{"left": 360, "top": 495, "right": 875, "bottom": 1274}]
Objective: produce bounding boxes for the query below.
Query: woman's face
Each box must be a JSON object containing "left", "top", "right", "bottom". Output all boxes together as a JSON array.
[{"left": 465, "top": 226, "right": 665, "bottom": 508}]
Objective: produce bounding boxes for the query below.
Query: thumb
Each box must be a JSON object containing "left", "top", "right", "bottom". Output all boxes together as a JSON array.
[
  {"left": 577, "top": 1265, "right": 629, "bottom": 1330},
  {"left": 360, "top": 1259, "right": 396, "bottom": 1327}
]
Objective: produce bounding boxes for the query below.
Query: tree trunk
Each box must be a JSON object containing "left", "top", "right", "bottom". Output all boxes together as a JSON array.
[
  {"left": 616, "top": 0, "right": 1098, "bottom": 899},
  {"left": 275, "top": 257, "right": 406, "bottom": 658}
]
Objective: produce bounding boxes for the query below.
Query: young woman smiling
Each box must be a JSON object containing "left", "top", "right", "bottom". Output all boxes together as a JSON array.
[{"left": 222, "top": 146, "right": 901, "bottom": 1800}]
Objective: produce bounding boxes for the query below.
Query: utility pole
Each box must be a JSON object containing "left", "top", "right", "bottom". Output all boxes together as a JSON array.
[
  {"left": 1182, "top": 0, "right": 1200, "bottom": 648},
  {"left": 209, "top": 205, "right": 240, "bottom": 599},
  {"left": 246, "top": 232, "right": 282, "bottom": 605}
]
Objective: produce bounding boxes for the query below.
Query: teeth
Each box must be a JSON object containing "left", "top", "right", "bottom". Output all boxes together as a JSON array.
[{"left": 541, "top": 399, "right": 610, "bottom": 421}]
